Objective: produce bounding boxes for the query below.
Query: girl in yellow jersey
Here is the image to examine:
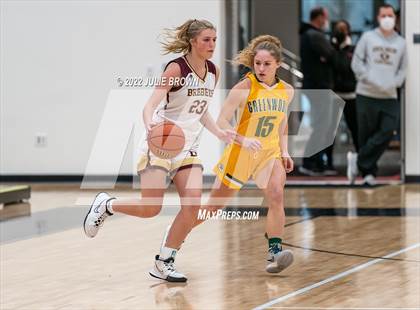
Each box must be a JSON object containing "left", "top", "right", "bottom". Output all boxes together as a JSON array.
[
  {"left": 214, "top": 70, "right": 290, "bottom": 190},
  {"left": 203, "top": 34, "right": 295, "bottom": 273}
]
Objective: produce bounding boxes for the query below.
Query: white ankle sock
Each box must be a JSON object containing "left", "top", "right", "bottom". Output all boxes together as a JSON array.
[
  {"left": 106, "top": 199, "right": 115, "bottom": 214},
  {"left": 159, "top": 246, "right": 177, "bottom": 260}
]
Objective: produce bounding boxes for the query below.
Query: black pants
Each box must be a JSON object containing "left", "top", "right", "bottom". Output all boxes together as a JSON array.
[
  {"left": 356, "top": 95, "right": 399, "bottom": 177},
  {"left": 343, "top": 98, "right": 359, "bottom": 152}
]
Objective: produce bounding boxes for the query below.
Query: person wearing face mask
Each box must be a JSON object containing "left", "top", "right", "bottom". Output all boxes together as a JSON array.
[
  {"left": 349, "top": 4, "right": 407, "bottom": 186},
  {"left": 299, "top": 7, "right": 337, "bottom": 176},
  {"left": 331, "top": 20, "right": 359, "bottom": 168}
]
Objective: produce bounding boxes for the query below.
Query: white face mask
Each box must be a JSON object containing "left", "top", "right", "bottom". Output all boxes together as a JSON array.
[
  {"left": 344, "top": 35, "right": 352, "bottom": 46},
  {"left": 379, "top": 16, "right": 395, "bottom": 31},
  {"left": 322, "top": 20, "right": 330, "bottom": 32}
]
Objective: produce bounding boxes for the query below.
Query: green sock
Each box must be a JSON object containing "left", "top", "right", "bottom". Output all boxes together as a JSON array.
[{"left": 268, "top": 237, "right": 282, "bottom": 253}]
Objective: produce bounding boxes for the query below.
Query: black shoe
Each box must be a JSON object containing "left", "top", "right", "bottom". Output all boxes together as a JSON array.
[
  {"left": 298, "top": 166, "right": 324, "bottom": 176},
  {"left": 323, "top": 166, "right": 338, "bottom": 176}
]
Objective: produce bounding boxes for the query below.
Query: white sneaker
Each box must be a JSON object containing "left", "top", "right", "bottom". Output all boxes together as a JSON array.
[
  {"left": 149, "top": 255, "right": 187, "bottom": 282},
  {"left": 363, "top": 174, "right": 377, "bottom": 186},
  {"left": 266, "top": 249, "right": 294, "bottom": 273},
  {"left": 83, "top": 192, "right": 114, "bottom": 238},
  {"left": 347, "top": 151, "right": 358, "bottom": 184}
]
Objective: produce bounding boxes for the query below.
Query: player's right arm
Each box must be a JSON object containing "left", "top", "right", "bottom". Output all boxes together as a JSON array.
[
  {"left": 142, "top": 62, "right": 181, "bottom": 132},
  {"left": 217, "top": 78, "right": 262, "bottom": 151}
]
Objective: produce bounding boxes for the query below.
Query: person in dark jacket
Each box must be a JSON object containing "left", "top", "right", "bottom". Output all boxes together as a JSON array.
[
  {"left": 299, "top": 7, "right": 337, "bottom": 176},
  {"left": 331, "top": 20, "right": 359, "bottom": 153}
]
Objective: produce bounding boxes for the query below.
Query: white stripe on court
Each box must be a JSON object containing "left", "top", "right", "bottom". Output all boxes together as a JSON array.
[{"left": 253, "top": 243, "right": 420, "bottom": 310}]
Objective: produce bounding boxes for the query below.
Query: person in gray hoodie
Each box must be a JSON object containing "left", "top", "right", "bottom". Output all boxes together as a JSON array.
[{"left": 348, "top": 3, "right": 407, "bottom": 186}]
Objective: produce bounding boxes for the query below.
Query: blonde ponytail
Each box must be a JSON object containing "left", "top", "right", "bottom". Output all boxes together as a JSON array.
[
  {"left": 233, "top": 35, "right": 282, "bottom": 68},
  {"left": 161, "top": 19, "right": 216, "bottom": 54}
]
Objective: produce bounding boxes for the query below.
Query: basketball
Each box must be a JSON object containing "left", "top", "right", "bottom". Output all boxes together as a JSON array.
[{"left": 147, "top": 121, "right": 185, "bottom": 159}]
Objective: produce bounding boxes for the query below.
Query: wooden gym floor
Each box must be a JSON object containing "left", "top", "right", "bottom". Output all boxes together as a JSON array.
[{"left": 1, "top": 184, "right": 419, "bottom": 309}]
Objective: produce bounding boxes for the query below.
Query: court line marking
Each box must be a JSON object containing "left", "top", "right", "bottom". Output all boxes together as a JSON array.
[
  {"left": 282, "top": 242, "right": 420, "bottom": 263},
  {"left": 253, "top": 243, "right": 420, "bottom": 310},
  {"left": 264, "top": 307, "right": 419, "bottom": 310},
  {"left": 284, "top": 216, "right": 318, "bottom": 227}
]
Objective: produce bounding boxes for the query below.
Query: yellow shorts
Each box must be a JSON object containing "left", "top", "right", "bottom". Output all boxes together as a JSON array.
[
  {"left": 137, "top": 149, "right": 203, "bottom": 177},
  {"left": 213, "top": 144, "right": 281, "bottom": 189}
]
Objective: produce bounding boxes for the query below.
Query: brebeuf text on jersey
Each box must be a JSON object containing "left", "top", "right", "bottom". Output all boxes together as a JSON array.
[{"left": 187, "top": 88, "right": 214, "bottom": 97}]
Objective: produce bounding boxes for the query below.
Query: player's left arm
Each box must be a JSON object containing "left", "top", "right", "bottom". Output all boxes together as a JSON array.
[{"left": 279, "top": 82, "right": 294, "bottom": 173}]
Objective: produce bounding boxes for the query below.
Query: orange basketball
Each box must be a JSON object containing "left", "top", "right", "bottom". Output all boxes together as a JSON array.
[{"left": 147, "top": 121, "right": 185, "bottom": 159}]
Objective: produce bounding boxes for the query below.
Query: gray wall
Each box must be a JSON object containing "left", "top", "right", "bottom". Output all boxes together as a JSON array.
[
  {"left": 0, "top": 1, "right": 225, "bottom": 176},
  {"left": 251, "top": 0, "right": 300, "bottom": 56},
  {"left": 404, "top": 0, "right": 420, "bottom": 178}
]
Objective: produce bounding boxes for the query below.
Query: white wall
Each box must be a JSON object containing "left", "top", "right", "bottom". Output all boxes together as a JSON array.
[
  {"left": 404, "top": 0, "right": 420, "bottom": 177},
  {"left": 0, "top": 0, "right": 225, "bottom": 176}
]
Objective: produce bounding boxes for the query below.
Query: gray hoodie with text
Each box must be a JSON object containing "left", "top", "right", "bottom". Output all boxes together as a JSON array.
[{"left": 351, "top": 28, "right": 407, "bottom": 99}]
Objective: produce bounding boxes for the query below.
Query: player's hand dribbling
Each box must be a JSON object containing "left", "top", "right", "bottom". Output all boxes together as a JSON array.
[
  {"left": 146, "top": 121, "right": 158, "bottom": 133},
  {"left": 282, "top": 152, "right": 294, "bottom": 173}
]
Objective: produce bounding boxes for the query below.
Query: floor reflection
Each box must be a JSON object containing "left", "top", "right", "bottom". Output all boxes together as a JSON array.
[{"left": 150, "top": 282, "right": 192, "bottom": 310}]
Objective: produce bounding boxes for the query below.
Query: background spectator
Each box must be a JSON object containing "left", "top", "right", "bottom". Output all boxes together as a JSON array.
[
  {"left": 348, "top": 4, "right": 407, "bottom": 186},
  {"left": 299, "top": 6, "right": 337, "bottom": 176},
  {"left": 331, "top": 20, "right": 359, "bottom": 156}
]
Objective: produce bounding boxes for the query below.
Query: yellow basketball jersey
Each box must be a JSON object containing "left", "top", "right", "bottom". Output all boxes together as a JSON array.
[{"left": 235, "top": 73, "right": 289, "bottom": 149}]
